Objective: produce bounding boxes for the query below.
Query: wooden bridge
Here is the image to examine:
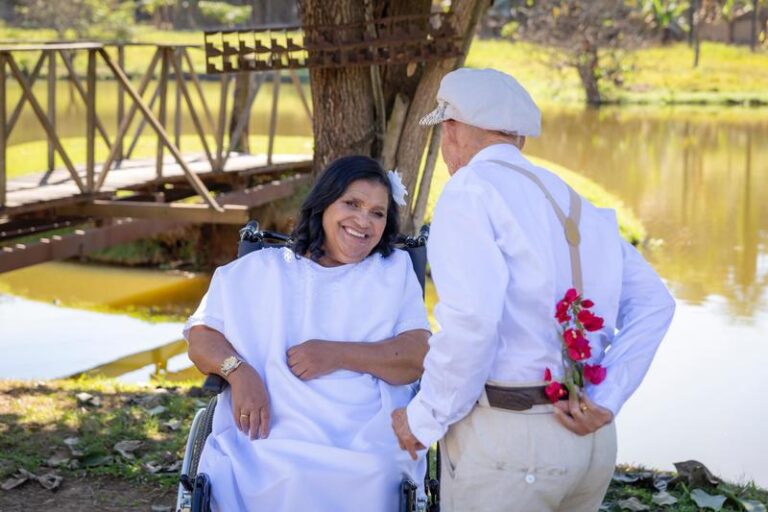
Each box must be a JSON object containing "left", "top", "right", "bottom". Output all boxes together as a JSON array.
[{"left": 0, "top": 41, "right": 314, "bottom": 273}]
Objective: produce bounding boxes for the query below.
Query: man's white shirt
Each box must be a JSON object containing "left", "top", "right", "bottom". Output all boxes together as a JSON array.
[{"left": 407, "top": 144, "right": 675, "bottom": 447}]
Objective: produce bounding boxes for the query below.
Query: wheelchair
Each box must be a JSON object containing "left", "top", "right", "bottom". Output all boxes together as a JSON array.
[{"left": 176, "top": 220, "right": 440, "bottom": 512}]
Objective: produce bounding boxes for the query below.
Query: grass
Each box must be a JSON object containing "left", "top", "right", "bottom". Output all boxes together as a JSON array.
[{"left": 0, "top": 377, "right": 201, "bottom": 487}]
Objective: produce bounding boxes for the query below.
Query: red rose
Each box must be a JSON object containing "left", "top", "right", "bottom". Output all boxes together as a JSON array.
[
  {"left": 581, "top": 299, "right": 594, "bottom": 308},
  {"left": 544, "top": 368, "right": 552, "bottom": 382},
  {"left": 564, "top": 288, "right": 579, "bottom": 304},
  {"left": 544, "top": 381, "right": 567, "bottom": 403},
  {"left": 563, "top": 328, "right": 585, "bottom": 348},
  {"left": 577, "top": 309, "right": 604, "bottom": 332},
  {"left": 584, "top": 364, "right": 607, "bottom": 385},
  {"left": 567, "top": 337, "right": 592, "bottom": 361},
  {"left": 555, "top": 300, "right": 571, "bottom": 323}
]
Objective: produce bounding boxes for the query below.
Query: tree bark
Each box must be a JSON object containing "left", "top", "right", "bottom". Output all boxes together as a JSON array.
[
  {"left": 299, "top": 0, "right": 375, "bottom": 175},
  {"left": 229, "top": 73, "right": 251, "bottom": 153}
]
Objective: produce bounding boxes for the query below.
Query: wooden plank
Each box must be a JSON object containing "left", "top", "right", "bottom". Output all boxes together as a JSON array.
[
  {"left": 182, "top": 48, "right": 216, "bottom": 133},
  {"left": 0, "top": 218, "right": 178, "bottom": 274},
  {"left": 214, "top": 74, "right": 230, "bottom": 171},
  {"left": 156, "top": 48, "right": 169, "bottom": 179},
  {"left": 6, "top": 51, "right": 46, "bottom": 140},
  {"left": 116, "top": 45, "right": 125, "bottom": 161},
  {"left": 58, "top": 200, "right": 250, "bottom": 224},
  {"left": 0, "top": 42, "right": 103, "bottom": 52},
  {"left": 289, "top": 69, "right": 312, "bottom": 122}
]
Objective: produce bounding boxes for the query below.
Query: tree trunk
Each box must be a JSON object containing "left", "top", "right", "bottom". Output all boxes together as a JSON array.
[
  {"left": 298, "top": 0, "right": 375, "bottom": 175},
  {"left": 576, "top": 49, "right": 601, "bottom": 106}
]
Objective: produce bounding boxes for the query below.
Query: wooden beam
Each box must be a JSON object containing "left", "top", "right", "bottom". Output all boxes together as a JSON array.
[
  {"left": 0, "top": 218, "right": 179, "bottom": 274},
  {"left": 58, "top": 200, "right": 251, "bottom": 224}
]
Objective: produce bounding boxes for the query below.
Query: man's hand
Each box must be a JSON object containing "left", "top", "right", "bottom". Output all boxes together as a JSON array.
[
  {"left": 553, "top": 392, "right": 613, "bottom": 436},
  {"left": 287, "top": 339, "right": 343, "bottom": 380},
  {"left": 228, "top": 364, "right": 270, "bottom": 440},
  {"left": 391, "top": 407, "right": 426, "bottom": 461}
]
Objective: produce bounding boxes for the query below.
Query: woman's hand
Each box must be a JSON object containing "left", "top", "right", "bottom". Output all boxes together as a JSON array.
[
  {"left": 286, "top": 339, "right": 343, "bottom": 380},
  {"left": 228, "top": 363, "right": 270, "bottom": 440},
  {"left": 553, "top": 392, "right": 613, "bottom": 436}
]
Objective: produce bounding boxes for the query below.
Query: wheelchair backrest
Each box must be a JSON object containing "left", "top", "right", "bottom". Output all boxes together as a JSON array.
[{"left": 237, "top": 220, "right": 429, "bottom": 295}]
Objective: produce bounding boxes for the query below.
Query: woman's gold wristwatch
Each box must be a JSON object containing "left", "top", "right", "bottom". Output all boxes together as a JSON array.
[{"left": 220, "top": 355, "right": 243, "bottom": 377}]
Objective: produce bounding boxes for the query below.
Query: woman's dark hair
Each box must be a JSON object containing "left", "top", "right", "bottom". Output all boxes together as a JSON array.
[{"left": 291, "top": 155, "right": 400, "bottom": 262}]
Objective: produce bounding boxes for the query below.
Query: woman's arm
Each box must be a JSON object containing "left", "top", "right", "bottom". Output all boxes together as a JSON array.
[
  {"left": 187, "top": 325, "right": 271, "bottom": 439},
  {"left": 286, "top": 329, "right": 430, "bottom": 385}
]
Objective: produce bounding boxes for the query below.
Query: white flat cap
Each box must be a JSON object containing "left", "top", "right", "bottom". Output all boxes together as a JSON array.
[{"left": 419, "top": 68, "right": 541, "bottom": 137}]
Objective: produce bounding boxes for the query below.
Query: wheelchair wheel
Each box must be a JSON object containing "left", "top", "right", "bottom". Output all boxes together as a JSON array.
[{"left": 190, "top": 395, "right": 217, "bottom": 478}]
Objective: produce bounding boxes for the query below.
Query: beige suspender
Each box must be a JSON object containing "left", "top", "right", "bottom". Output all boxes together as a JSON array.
[{"left": 488, "top": 160, "right": 584, "bottom": 292}]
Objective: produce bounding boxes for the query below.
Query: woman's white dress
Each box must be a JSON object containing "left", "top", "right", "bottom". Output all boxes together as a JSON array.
[{"left": 184, "top": 247, "right": 430, "bottom": 512}]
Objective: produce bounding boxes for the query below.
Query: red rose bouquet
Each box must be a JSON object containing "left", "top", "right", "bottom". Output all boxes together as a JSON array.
[{"left": 545, "top": 288, "right": 607, "bottom": 403}]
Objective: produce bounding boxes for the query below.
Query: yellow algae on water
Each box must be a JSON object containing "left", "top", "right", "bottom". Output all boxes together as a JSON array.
[{"left": 0, "top": 262, "right": 210, "bottom": 318}]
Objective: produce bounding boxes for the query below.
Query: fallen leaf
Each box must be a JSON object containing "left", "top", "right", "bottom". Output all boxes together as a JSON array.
[
  {"left": 46, "top": 454, "right": 71, "bottom": 468},
  {"left": 62, "top": 437, "right": 83, "bottom": 457},
  {"left": 690, "top": 488, "right": 727, "bottom": 511},
  {"left": 162, "top": 419, "right": 181, "bottom": 431},
  {"left": 618, "top": 497, "right": 650, "bottom": 511},
  {"left": 163, "top": 460, "right": 182, "bottom": 473},
  {"left": 1, "top": 475, "right": 29, "bottom": 491},
  {"left": 143, "top": 461, "right": 164, "bottom": 474},
  {"left": 652, "top": 491, "right": 678, "bottom": 506},
  {"left": 670, "top": 460, "right": 722, "bottom": 489},
  {"left": 75, "top": 392, "right": 93, "bottom": 404},
  {"left": 36, "top": 472, "right": 62, "bottom": 491},
  {"left": 147, "top": 405, "right": 167, "bottom": 417},
  {"left": 114, "top": 440, "right": 143, "bottom": 460},
  {"left": 151, "top": 505, "right": 172, "bottom": 512}
]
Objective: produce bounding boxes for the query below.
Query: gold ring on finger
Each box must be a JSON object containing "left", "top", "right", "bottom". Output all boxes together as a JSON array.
[
  {"left": 580, "top": 404, "right": 588, "bottom": 412},
  {"left": 240, "top": 413, "right": 249, "bottom": 418}
]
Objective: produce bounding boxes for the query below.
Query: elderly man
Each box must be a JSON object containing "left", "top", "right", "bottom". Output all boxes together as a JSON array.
[{"left": 391, "top": 68, "right": 675, "bottom": 512}]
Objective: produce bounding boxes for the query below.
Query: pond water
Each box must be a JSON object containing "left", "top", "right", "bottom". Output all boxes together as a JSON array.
[{"left": 2, "top": 105, "right": 767, "bottom": 486}]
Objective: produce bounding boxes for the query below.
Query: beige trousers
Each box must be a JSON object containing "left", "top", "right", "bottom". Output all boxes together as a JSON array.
[{"left": 439, "top": 388, "right": 617, "bottom": 512}]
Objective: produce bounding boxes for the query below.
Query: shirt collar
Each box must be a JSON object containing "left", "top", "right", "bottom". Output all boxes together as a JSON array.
[{"left": 468, "top": 143, "right": 524, "bottom": 167}]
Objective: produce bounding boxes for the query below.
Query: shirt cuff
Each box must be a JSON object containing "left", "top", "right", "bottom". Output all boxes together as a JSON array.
[
  {"left": 587, "top": 385, "right": 623, "bottom": 419},
  {"left": 182, "top": 315, "right": 224, "bottom": 342},
  {"left": 406, "top": 394, "right": 448, "bottom": 447}
]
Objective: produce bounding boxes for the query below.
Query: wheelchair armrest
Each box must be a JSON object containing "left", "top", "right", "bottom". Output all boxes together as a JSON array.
[{"left": 202, "top": 374, "right": 228, "bottom": 394}]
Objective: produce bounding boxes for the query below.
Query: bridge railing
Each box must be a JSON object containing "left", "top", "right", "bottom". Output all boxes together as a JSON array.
[{"left": 0, "top": 41, "right": 313, "bottom": 211}]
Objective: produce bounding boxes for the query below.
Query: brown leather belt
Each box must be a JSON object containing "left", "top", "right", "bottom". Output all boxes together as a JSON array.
[{"left": 485, "top": 384, "right": 563, "bottom": 411}]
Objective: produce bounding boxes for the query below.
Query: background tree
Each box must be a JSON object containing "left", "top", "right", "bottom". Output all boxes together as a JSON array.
[
  {"left": 298, "top": 0, "right": 491, "bottom": 232},
  {"left": 505, "top": 0, "right": 650, "bottom": 105},
  {"left": 15, "top": 0, "right": 134, "bottom": 40}
]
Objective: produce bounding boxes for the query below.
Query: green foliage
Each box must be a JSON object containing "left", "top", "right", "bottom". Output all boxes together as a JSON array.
[
  {"left": 14, "top": 0, "right": 135, "bottom": 41},
  {"left": 198, "top": 1, "right": 251, "bottom": 27}
]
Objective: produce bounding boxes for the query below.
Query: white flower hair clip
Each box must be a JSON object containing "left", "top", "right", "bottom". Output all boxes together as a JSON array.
[{"left": 387, "top": 170, "right": 408, "bottom": 207}]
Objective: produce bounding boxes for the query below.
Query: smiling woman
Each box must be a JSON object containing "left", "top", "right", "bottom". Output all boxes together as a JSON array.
[{"left": 183, "top": 154, "right": 431, "bottom": 512}]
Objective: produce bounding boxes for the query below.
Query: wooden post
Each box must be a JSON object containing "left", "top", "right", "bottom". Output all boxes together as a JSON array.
[
  {"left": 6, "top": 52, "right": 46, "bottom": 140},
  {"left": 751, "top": 0, "right": 758, "bottom": 52},
  {"left": 267, "top": 69, "right": 281, "bottom": 166},
  {"left": 156, "top": 47, "right": 169, "bottom": 179},
  {"left": 174, "top": 49, "right": 182, "bottom": 150},
  {"left": 0, "top": 53, "right": 6, "bottom": 209},
  {"left": 182, "top": 48, "right": 216, "bottom": 132},
  {"left": 117, "top": 44, "right": 125, "bottom": 162},
  {"left": 86, "top": 49, "right": 96, "bottom": 193},
  {"left": 215, "top": 73, "right": 230, "bottom": 171},
  {"left": 169, "top": 53, "right": 214, "bottom": 166},
  {"left": 47, "top": 50, "right": 55, "bottom": 173}
]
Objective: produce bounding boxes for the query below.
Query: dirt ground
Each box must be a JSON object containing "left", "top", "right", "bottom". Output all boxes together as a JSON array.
[{"left": 0, "top": 476, "right": 176, "bottom": 512}]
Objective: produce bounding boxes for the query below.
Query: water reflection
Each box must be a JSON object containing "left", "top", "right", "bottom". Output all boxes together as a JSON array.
[{"left": 527, "top": 107, "right": 768, "bottom": 318}]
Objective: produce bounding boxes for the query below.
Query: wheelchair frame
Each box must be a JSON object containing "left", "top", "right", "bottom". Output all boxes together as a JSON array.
[{"left": 176, "top": 221, "right": 439, "bottom": 512}]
